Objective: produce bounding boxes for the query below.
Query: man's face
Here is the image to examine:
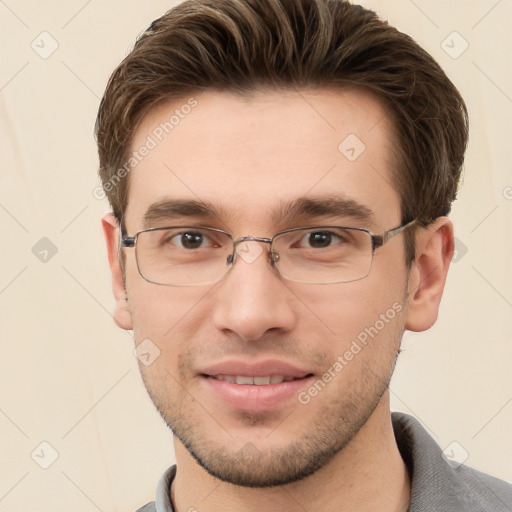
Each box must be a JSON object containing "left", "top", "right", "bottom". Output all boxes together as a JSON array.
[{"left": 120, "top": 88, "right": 411, "bottom": 486}]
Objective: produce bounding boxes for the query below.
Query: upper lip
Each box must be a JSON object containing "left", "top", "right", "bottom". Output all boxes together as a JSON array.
[{"left": 198, "top": 359, "right": 313, "bottom": 378}]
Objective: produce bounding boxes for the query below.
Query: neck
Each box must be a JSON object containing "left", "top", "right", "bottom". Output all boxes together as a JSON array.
[{"left": 171, "top": 395, "right": 410, "bottom": 512}]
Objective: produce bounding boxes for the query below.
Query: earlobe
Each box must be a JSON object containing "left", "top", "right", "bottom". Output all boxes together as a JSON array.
[
  {"left": 102, "top": 213, "right": 133, "bottom": 331},
  {"left": 404, "top": 217, "right": 454, "bottom": 332}
]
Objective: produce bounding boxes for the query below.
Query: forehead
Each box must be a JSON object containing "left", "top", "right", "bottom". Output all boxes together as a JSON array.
[{"left": 125, "top": 88, "right": 401, "bottom": 232}]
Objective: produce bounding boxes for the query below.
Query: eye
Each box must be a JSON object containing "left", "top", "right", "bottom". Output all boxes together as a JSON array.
[
  {"left": 169, "top": 231, "right": 211, "bottom": 249},
  {"left": 298, "top": 230, "right": 343, "bottom": 249}
]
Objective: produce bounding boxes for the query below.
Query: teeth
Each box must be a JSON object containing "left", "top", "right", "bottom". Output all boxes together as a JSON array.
[
  {"left": 235, "top": 376, "right": 254, "bottom": 385},
  {"left": 254, "top": 376, "right": 271, "bottom": 385},
  {"left": 214, "top": 375, "right": 292, "bottom": 385}
]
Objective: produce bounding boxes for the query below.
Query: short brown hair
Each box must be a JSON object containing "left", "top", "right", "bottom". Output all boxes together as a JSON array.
[{"left": 95, "top": 0, "right": 468, "bottom": 265}]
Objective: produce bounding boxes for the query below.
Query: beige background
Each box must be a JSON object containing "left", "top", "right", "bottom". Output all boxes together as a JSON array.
[{"left": 1, "top": 0, "right": 511, "bottom": 510}]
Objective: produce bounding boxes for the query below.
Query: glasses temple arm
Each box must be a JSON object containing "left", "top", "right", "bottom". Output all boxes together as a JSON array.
[{"left": 372, "top": 219, "right": 418, "bottom": 251}]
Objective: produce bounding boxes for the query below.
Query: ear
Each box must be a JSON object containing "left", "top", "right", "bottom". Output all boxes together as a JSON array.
[
  {"left": 405, "top": 216, "right": 454, "bottom": 332},
  {"left": 102, "top": 213, "right": 133, "bottom": 330}
]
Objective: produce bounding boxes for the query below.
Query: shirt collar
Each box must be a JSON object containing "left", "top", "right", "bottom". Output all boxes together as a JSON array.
[{"left": 154, "top": 465, "right": 176, "bottom": 512}]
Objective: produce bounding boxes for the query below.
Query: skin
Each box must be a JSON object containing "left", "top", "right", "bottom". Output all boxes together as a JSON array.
[{"left": 103, "top": 88, "right": 454, "bottom": 512}]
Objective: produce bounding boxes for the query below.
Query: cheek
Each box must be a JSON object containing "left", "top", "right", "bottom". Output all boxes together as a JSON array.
[
  {"left": 127, "top": 272, "right": 211, "bottom": 339},
  {"left": 294, "top": 275, "right": 406, "bottom": 348},
  {"left": 308, "top": 290, "right": 406, "bottom": 392},
  {"left": 130, "top": 287, "right": 201, "bottom": 389}
]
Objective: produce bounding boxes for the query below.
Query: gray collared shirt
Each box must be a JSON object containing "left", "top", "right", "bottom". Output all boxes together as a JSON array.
[{"left": 136, "top": 412, "right": 512, "bottom": 511}]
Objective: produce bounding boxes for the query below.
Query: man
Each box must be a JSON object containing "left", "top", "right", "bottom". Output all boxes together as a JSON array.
[{"left": 96, "top": 0, "right": 512, "bottom": 510}]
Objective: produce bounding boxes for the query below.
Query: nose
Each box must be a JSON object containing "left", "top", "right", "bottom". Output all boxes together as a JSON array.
[{"left": 212, "top": 240, "right": 297, "bottom": 343}]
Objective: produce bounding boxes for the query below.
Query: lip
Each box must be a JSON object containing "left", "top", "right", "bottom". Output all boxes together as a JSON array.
[
  {"left": 198, "top": 359, "right": 315, "bottom": 412},
  {"left": 199, "top": 359, "right": 312, "bottom": 379}
]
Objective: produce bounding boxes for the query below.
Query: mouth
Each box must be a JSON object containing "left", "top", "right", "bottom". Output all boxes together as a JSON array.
[
  {"left": 198, "top": 360, "right": 315, "bottom": 411},
  {"left": 206, "top": 375, "right": 309, "bottom": 385}
]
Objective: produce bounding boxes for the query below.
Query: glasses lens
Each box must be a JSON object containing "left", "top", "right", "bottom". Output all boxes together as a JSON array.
[
  {"left": 272, "top": 227, "right": 373, "bottom": 284},
  {"left": 135, "top": 227, "right": 233, "bottom": 285}
]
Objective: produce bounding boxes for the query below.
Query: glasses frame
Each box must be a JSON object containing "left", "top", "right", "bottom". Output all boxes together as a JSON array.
[{"left": 119, "top": 218, "right": 417, "bottom": 286}]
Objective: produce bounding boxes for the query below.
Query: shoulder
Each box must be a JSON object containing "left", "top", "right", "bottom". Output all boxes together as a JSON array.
[
  {"left": 392, "top": 412, "right": 512, "bottom": 511},
  {"left": 134, "top": 503, "right": 156, "bottom": 512},
  {"left": 455, "top": 464, "right": 512, "bottom": 509}
]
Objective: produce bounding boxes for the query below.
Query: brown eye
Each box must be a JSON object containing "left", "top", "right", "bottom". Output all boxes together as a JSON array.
[
  {"left": 170, "top": 231, "right": 207, "bottom": 249},
  {"left": 299, "top": 231, "right": 342, "bottom": 249}
]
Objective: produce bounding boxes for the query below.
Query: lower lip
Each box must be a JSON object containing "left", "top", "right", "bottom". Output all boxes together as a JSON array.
[{"left": 201, "top": 375, "right": 314, "bottom": 412}]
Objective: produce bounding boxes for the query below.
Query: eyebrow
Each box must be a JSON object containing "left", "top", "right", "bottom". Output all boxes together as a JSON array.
[
  {"left": 141, "top": 195, "right": 375, "bottom": 230},
  {"left": 274, "top": 196, "right": 375, "bottom": 226},
  {"left": 142, "top": 198, "right": 223, "bottom": 229}
]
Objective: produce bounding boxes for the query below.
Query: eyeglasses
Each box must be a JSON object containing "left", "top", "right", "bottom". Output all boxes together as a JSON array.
[{"left": 120, "top": 219, "right": 417, "bottom": 286}]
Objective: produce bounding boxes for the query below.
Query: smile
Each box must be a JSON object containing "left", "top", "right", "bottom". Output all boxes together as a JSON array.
[
  {"left": 197, "top": 359, "right": 315, "bottom": 411},
  {"left": 210, "top": 375, "right": 303, "bottom": 385}
]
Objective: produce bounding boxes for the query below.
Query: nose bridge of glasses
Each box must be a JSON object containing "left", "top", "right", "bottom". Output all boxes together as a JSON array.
[
  {"left": 226, "top": 236, "right": 274, "bottom": 265},
  {"left": 235, "top": 236, "right": 272, "bottom": 245}
]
